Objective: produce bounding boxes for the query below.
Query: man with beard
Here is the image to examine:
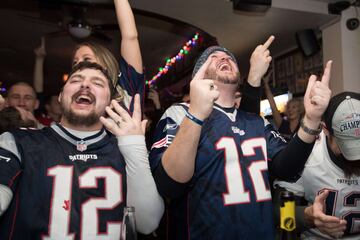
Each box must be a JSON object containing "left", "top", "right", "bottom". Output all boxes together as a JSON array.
[
  {"left": 149, "top": 36, "right": 333, "bottom": 240},
  {"left": 274, "top": 91, "right": 360, "bottom": 239},
  {"left": 0, "top": 62, "right": 164, "bottom": 239}
]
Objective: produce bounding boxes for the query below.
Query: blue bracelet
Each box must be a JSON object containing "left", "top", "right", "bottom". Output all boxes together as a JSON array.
[{"left": 185, "top": 111, "right": 204, "bottom": 126}]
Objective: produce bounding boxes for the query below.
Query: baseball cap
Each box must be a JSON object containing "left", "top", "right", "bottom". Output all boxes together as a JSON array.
[
  {"left": 192, "top": 46, "right": 237, "bottom": 78},
  {"left": 324, "top": 92, "right": 360, "bottom": 161}
]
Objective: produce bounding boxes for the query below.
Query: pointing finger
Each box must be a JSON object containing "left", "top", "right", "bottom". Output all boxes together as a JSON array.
[
  {"left": 262, "top": 35, "right": 275, "bottom": 49},
  {"left": 304, "top": 75, "right": 317, "bottom": 101},
  {"left": 321, "top": 60, "right": 332, "bottom": 87},
  {"left": 193, "top": 57, "right": 212, "bottom": 81}
]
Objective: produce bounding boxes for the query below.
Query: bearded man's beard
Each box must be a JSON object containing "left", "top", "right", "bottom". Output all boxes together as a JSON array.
[
  {"left": 60, "top": 89, "right": 103, "bottom": 127},
  {"left": 61, "top": 106, "right": 100, "bottom": 127},
  {"left": 205, "top": 68, "right": 241, "bottom": 85}
]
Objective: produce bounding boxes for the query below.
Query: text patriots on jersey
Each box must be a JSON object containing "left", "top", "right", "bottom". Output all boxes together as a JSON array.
[
  {"left": 337, "top": 178, "right": 359, "bottom": 185},
  {"left": 68, "top": 154, "right": 98, "bottom": 162}
]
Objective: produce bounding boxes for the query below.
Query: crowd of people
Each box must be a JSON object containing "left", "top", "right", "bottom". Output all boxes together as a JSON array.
[{"left": 0, "top": 0, "right": 359, "bottom": 239}]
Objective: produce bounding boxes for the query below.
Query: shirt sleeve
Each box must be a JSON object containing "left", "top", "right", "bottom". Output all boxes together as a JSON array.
[
  {"left": 239, "top": 84, "right": 261, "bottom": 114},
  {"left": 0, "top": 132, "right": 22, "bottom": 192},
  {"left": 117, "top": 135, "right": 164, "bottom": 234},
  {"left": 267, "top": 122, "right": 314, "bottom": 181},
  {"left": 149, "top": 104, "right": 190, "bottom": 198},
  {"left": 117, "top": 56, "right": 145, "bottom": 112}
]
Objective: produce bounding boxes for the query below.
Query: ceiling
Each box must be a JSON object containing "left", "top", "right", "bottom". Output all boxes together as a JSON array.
[{"left": 0, "top": 0, "right": 340, "bottom": 95}]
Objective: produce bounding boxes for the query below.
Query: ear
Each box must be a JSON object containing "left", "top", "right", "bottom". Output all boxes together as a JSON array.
[
  {"left": 34, "top": 99, "right": 40, "bottom": 110},
  {"left": 58, "top": 92, "right": 62, "bottom": 103}
]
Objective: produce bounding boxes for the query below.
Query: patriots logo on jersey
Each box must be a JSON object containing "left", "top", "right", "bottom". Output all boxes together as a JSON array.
[
  {"left": 270, "top": 131, "right": 287, "bottom": 143},
  {"left": 163, "top": 123, "right": 178, "bottom": 132},
  {"left": 231, "top": 126, "right": 245, "bottom": 136},
  {"left": 0, "top": 155, "right": 11, "bottom": 162},
  {"left": 151, "top": 135, "right": 175, "bottom": 149}
]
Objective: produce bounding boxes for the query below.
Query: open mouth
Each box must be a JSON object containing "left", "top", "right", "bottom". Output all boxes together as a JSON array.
[
  {"left": 217, "top": 62, "right": 232, "bottom": 72},
  {"left": 72, "top": 91, "right": 95, "bottom": 105}
]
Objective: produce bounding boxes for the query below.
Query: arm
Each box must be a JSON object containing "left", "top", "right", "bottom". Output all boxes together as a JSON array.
[
  {"left": 160, "top": 58, "right": 219, "bottom": 183},
  {"left": 239, "top": 36, "right": 275, "bottom": 114},
  {"left": 0, "top": 132, "right": 22, "bottom": 216},
  {"left": 269, "top": 61, "right": 333, "bottom": 179},
  {"left": 296, "top": 61, "right": 332, "bottom": 144},
  {"left": 263, "top": 71, "right": 283, "bottom": 128},
  {"left": 33, "top": 37, "right": 46, "bottom": 93},
  {"left": 100, "top": 95, "right": 164, "bottom": 234},
  {"left": 114, "top": 0, "right": 142, "bottom": 73},
  {"left": 239, "top": 84, "right": 260, "bottom": 114},
  {"left": 117, "top": 135, "right": 164, "bottom": 234}
]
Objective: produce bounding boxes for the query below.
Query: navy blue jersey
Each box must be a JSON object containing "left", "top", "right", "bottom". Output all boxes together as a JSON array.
[
  {"left": 149, "top": 103, "right": 287, "bottom": 240},
  {"left": 118, "top": 56, "right": 145, "bottom": 112},
  {"left": 0, "top": 124, "right": 126, "bottom": 240}
]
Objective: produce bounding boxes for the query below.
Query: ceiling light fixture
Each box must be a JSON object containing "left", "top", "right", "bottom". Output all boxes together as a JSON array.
[{"left": 68, "top": 22, "right": 92, "bottom": 39}]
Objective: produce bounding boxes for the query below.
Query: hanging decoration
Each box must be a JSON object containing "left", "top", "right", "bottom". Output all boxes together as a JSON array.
[{"left": 146, "top": 33, "right": 200, "bottom": 87}]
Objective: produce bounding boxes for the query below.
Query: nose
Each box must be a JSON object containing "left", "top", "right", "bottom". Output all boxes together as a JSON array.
[
  {"left": 19, "top": 97, "right": 26, "bottom": 107},
  {"left": 80, "top": 78, "right": 91, "bottom": 89}
]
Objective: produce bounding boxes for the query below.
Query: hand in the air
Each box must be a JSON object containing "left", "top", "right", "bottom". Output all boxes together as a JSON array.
[
  {"left": 100, "top": 94, "right": 147, "bottom": 136},
  {"left": 188, "top": 57, "right": 219, "bottom": 121},
  {"left": 248, "top": 35, "right": 275, "bottom": 87}
]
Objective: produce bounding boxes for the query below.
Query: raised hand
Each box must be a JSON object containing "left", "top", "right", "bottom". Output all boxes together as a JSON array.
[
  {"left": 148, "top": 88, "right": 161, "bottom": 110},
  {"left": 100, "top": 94, "right": 147, "bottom": 136},
  {"left": 304, "top": 61, "right": 332, "bottom": 123},
  {"left": 34, "top": 37, "right": 46, "bottom": 58},
  {"left": 305, "top": 190, "right": 347, "bottom": 238},
  {"left": 188, "top": 57, "right": 219, "bottom": 121},
  {"left": 248, "top": 35, "right": 275, "bottom": 87}
]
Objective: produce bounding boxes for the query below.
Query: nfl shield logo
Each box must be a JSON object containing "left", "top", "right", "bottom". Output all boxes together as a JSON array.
[{"left": 76, "top": 140, "right": 87, "bottom": 152}]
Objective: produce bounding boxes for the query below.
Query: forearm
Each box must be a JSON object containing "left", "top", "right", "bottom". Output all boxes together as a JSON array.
[
  {"left": 118, "top": 135, "right": 164, "bottom": 234},
  {"left": 115, "top": 0, "right": 138, "bottom": 39},
  {"left": 115, "top": 0, "right": 143, "bottom": 73},
  {"left": 264, "top": 84, "right": 282, "bottom": 127},
  {"left": 239, "top": 84, "right": 260, "bottom": 114},
  {"left": 162, "top": 117, "right": 201, "bottom": 183},
  {"left": 33, "top": 57, "right": 44, "bottom": 93},
  {"left": 296, "top": 116, "right": 321, "bottom": 143},
  {"left": 270, "top": 134, "right": 314, "bottom": 180}
]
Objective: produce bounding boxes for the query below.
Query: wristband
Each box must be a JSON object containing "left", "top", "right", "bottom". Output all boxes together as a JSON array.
[
  {"left": 185, "top": 111, "right": 204, "bottom": 126},
  {"left": 300, "top": 119, "right": 322, "bottom": 136}
]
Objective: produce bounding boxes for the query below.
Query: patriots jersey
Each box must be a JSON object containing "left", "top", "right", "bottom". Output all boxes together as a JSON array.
[
  {"left": 149, "top": 103, "right": 287, "bottom": 240},
  {"left": 275, "top": 131, "right": 360, "bottom": 239},
  {"left": 118, "top": 56, "right": 145, "bottom": 111},
  {"left": 0, "top": 124, "right": 127, "bottom": 240}
]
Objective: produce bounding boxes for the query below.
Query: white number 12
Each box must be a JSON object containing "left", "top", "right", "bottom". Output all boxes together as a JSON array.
[
  {"left": 216, "top": 137, "right": 271, "bottom": 205},
  {"left": 43, "top": 166, "right": 122, "bottom": 240}
]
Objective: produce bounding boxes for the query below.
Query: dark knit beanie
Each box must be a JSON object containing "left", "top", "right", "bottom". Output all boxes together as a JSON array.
[{"left": 192, "top": 46, "right": 237, "bottom": 78}]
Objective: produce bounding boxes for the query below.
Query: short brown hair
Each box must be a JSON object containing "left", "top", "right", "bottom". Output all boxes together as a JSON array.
[
  {"left": 73, "top": 42, "right": 124, "bottom": 101},
  {"left": 67, "top": 61, "right": 115, "bottom": 98}
]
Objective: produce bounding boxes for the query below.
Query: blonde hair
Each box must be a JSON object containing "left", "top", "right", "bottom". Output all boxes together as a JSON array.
[{"left": 73, "top": 42, "right": 124, "bottom": 102}]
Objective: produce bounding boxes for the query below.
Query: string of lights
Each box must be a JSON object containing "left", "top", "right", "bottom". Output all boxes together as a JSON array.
[{"left": 146, "top": 33, "right": 200, "bottom": 86}]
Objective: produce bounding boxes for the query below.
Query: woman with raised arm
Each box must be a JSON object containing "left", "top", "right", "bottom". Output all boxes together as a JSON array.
[
  {"left": 72, "top": 0, "right": 144, "bottom": 110},
  {"left": 263, "top": 70, "right": 304, "bottom": 139}
]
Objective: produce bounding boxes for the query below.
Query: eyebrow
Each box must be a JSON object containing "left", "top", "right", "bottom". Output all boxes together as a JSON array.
[
  {"left": 69, "top": 74, "right": 85, "bottom": 80},
  {"left": 90, "top": 76, "right": 107, "bottom": 83}
]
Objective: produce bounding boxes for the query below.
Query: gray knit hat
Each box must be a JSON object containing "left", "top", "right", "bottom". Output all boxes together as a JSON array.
[{"left": 192, "top": 46, "right": 237, "bottom": 78}]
